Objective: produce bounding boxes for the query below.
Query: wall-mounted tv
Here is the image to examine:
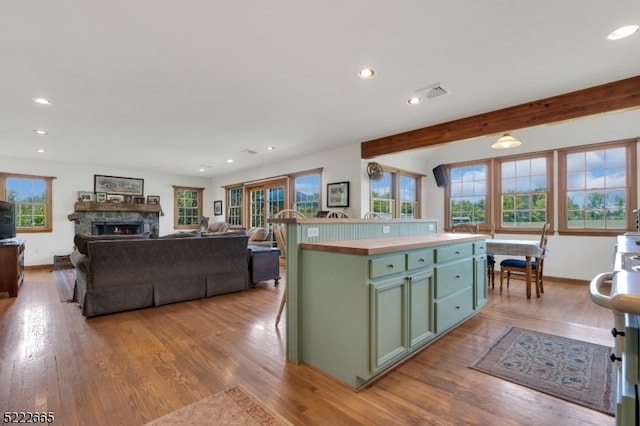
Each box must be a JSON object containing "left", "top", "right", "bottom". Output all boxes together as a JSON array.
[{"left": 0, "top": 201, "right": 17, "bottom": 241}]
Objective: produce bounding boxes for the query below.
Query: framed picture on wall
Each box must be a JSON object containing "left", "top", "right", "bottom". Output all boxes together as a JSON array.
[
  {"left": 94, "top": 174, "right": 144, "bottom": 196},
  {"left": 214, "top": 200, "right": 223, "bottom": 216},
  {"left": 327, "top": 182, "right": 349, "bottom": 208}
]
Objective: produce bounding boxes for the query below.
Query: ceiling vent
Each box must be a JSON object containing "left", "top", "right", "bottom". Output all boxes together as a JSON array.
[
  {"left": 415, "top": 83, "right": 451, "bottom": 100},
  {"left": 240, "top": 149, "right": 258, "bottom": 155},
  {"left": 426, "top": 84, "right": 450, "bottom": 99}
]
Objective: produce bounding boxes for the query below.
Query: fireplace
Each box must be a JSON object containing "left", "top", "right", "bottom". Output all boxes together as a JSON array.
[
  {"left": 72, "top": 202, "right": 160, "bottom": 236},
  {"left": 92, "top": 220, "right": 144, "bottom": 235}
]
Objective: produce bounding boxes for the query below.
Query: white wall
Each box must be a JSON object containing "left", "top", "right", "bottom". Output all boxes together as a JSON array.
[{"left": 0, "top": 156, "right": 210, "bottom": 267}]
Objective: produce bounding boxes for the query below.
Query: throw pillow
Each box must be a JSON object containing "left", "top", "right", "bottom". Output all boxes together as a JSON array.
[{"left": 249, "top": 227, "right": 270, "bottom": 241}]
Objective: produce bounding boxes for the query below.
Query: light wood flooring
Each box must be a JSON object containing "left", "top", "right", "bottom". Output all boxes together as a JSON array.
[{"left": 0, "top": 269, "right": 615, "bottom": 426}]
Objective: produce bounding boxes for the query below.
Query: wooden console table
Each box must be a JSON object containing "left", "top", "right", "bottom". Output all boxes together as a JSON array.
[{"left": 0, "top": 239, "right": 25, "bottom": 297}]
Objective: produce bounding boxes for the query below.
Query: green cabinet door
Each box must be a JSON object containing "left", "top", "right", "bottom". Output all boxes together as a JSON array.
[
  {"left": 370, "top": 276, "right": 407, "bottom": 372},
  {"left": 408, "top": 269, "right": 435, "bottom": 349},
  {"left": 474, "top": 255, "right": 487, "bottom": 308}
]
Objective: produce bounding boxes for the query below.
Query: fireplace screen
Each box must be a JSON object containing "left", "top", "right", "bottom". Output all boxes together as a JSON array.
[{"left": 92, "top": 221, "right": 144, "bottom": 235}]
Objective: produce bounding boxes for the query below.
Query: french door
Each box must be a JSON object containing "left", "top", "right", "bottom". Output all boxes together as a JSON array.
[{"left": 246, "top": 178, "right": 287, "bottom": 228}]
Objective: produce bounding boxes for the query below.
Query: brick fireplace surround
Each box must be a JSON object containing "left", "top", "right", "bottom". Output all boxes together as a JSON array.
[{"left": 71, "top": 202, "right": 161, "bottom": 236}]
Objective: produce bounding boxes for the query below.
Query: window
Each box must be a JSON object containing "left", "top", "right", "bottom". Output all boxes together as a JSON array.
[
  {"left": 173, "top": 186, "right": 203, "bottom": 229},
  {"left": 0, "top": 173, "right": 53, "bottom": 233},
  {"left": 371, "top": 172, "right": 393, "bottom": 217},
  {"left": 227, "top": 186, "right": 243, "bottom": 227},
  {"left": 399, "top": 175, "right": 418, "bottom": 218},
  {"left": 293, "top": 173, "right": 320, "bottom": 217},
  {"left": 558, "top": 139, "right": 637, "bottom": 235},
  {"left": 370, "top": 166, "right": 421, "bottom": 218},
  {"left": 498, "top": 154, "right": 552, "bottom": 229},
  {"left": 448, "top": 162, "right": 489, "bottom": 225}
]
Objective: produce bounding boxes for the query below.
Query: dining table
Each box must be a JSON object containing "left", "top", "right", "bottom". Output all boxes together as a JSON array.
[{"left": 486, "top": 239, "right": 544, "bottom": 299}]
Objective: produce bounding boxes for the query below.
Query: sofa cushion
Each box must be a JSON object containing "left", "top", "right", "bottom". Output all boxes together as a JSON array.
[{"left": 74, "top": 233, "right": 149, "bottom": 255}]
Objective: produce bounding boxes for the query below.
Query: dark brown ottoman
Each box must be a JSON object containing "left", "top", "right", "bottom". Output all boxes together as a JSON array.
[{"left": 248, "top": 246, "right": 281, "bottom": 286}]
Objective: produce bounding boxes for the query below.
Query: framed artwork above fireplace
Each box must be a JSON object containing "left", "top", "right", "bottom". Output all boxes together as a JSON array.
[{"left": 94, "top": 174, "right": 144, "bottom": 196}]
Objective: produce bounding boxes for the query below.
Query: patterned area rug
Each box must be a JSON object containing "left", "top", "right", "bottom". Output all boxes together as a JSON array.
[
  {"left": 52, "top": 268, "right": 75, "bottom": 302},
  {"left": 143, "top": 386, "right": 292, "bottom": 425},
  {"left": 470, "top": 326, "right": 615, "bottom": 415}
]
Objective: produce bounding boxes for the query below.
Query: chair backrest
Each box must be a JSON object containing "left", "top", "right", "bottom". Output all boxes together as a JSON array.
[
  {"left": 538, "top": 223, "right": 550, "bottom": 253},
  {"left": 363, "top": 211, "right": 383, "bottom": 219},
  {"left": 272, "top": 209, "right": 306, "bottom": 259},
  {"left": 535, "top": 223, "right": 551, "bottom": 281},
  {"left": 327, "top": 210, "right": 349, "bottom": 218},
  {"left": 452, "top": 223, "right": 479, "bottom": 234}
]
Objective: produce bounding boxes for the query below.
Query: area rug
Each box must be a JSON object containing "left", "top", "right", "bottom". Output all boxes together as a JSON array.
[
  {"left": 470, "top": 326, "right": 615, "bottom": 415},
  {"left": 52, "top": 268, "right": 75, "bottom": 302},
  {"left": 143, "top": 386, "right": 292, "bottom": 425}
]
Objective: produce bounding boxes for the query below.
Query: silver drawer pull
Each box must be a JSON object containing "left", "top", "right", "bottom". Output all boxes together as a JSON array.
[
  {"left": 387, "top": 264, "right": 394, "bottom": 269},
  {"left": 418, "top": 258, "right": 425, "bottom": 263}
]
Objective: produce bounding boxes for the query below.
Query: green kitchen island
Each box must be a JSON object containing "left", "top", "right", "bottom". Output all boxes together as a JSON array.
[{"left": 297, "top": 233, "right": 488, "bottom": 388}]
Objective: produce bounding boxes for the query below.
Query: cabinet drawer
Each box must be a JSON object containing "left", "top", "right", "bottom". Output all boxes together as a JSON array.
[
  {"left": 435, "top": 244, "right": 473, "bottom": 263},
  {"left": 474, "top": 241, "right": 487, "bottom": 255},
  {"left": 369, "top": 255, "right": 406, "bottom": 279},
  {"left": 435, "top": 287, "right": 474, "bottom": 333},
  {"left": 434, "top": 260, "right": 473, "bottom": 298},
  {"left": 407, "top": 249, "right": 434, "bottom": 270}
]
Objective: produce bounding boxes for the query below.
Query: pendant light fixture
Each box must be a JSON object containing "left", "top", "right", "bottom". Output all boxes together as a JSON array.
[{"left": 491, "top": 133, "right": 522, "bottom": 149}]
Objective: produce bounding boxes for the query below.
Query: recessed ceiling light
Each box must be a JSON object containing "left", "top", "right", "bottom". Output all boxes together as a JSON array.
[
  {"left": 36, "top": 148, "right": 45, "bottom": 153},
  {"left": 357, "top": 68, "right": 375, "bottom": 79},
  {"left": 33, "top": 129, "right": 48, "bottom": 135},
  {"left": 226, "top": 159, "right": 234, "bottom": 163},
  {"left": 267, "top": 146, "right": 275, "bottom": 151},
  {"left": 607, "top": 25, "right": 639, "bottom": 40},
  {"left": 408, "top": 97, "right": 422, "bottom": 105},
  {"left": 32, "top": 97, "right": 52, "bottom": 105}
]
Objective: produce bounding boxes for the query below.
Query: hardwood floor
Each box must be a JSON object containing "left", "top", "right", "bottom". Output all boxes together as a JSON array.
[{"left": 0, "top": 269, "right": 615, "bottom": 425}]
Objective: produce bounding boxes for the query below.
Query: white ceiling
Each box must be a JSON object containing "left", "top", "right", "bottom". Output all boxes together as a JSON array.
[{"left": 1, "top": 1, "right": 639, "bottom": 178}]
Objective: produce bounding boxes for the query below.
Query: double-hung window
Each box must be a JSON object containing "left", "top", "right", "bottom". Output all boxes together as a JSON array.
[
  {"left": 497, "top": 153, "right": 552, "bottom": 229},
  {"left": 293, "top": 172, "right": 320, "bottom": 218},
  {"left": 370, "top": 166, "right": 421, "bottom": 218},
  {"left": 174, "top": 186, "right": 203, "bottom": 229},
  {"left": 0, "top": 173, "right": 54, "bottom": 233},
  {"left": 558, "top": 139, "right": 637, "bottom": 235},
  {"left": 447, "top": 162, "right": 489, "bottom": 226}
]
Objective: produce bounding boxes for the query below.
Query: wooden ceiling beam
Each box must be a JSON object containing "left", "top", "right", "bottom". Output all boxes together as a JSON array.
[{"left": 361, "top": 75, "right": 640, "bottom": 159}]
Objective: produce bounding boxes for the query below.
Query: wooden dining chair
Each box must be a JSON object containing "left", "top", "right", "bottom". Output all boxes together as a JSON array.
[
  {"left": 272, "top": 209, "right": 306, "bottom": 327},
  {"left": 499, "top": 223, "right": 550, "bottom": 295}
]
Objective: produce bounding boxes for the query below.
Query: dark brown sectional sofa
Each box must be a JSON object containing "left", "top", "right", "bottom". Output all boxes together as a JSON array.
[{"left": 70, "top": 232, "right": 251, "bottom": 317}]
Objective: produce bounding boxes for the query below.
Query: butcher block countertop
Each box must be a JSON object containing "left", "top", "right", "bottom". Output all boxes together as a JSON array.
[{"left": 299, "top": 233, "right": 485, "bottom": 256}]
